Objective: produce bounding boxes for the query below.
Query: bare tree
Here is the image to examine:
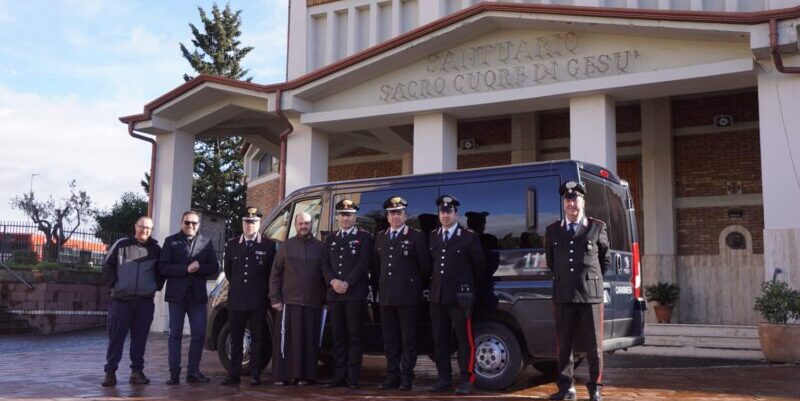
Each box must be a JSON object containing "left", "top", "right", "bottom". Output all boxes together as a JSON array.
[{"left": 9, "top": 180, "right": 93, "bottom": 260}]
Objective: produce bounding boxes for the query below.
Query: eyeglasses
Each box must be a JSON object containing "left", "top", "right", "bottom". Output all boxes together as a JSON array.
[{"left": 183, "top": 221, "right": 199, "bottom": 226}]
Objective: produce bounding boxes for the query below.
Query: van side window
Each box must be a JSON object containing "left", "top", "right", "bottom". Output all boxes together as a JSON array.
[
  {"left": 288, "top": 198, "right": 323, "bottom": 238},
  {"left": 333, "top": 187, "right": 440, "bottom": 236},
  {"left": 606, "top": 187, "right": 631, "bottom": 252},
  {"left": 441, "top": 176, "right": 560, "bottom": 278},
  {"left": 264, "top": 206, "right": 291, "bottom": 243}
]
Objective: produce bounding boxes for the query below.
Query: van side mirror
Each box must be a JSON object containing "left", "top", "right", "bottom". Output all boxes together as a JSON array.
[{"left": 526, "top": 187, "right": 537, "bottom": 230}]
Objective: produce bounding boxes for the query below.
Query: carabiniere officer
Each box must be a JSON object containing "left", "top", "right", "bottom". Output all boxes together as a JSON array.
[
  {"left": 428, "top": 194, "right": 486, "bottom": 395},
  {"left": 545, "top": 181, "right": 610, "bottom": 401},
  {"left": 221, "top": 206, "right": 277, "bottom": 386},
  {"left": 321, "top": 199, "right": 373, "bottom": 389}
]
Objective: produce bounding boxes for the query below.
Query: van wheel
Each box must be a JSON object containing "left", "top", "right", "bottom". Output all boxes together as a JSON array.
[
  {"left": 532, "top": 357, "right": 584, "bottom": 376},
  {"left": 472, "top": 321, "right": 523, "bottom": 391},
  {"left": 217, "top": 322, "right": 252, "bottom": 375}
]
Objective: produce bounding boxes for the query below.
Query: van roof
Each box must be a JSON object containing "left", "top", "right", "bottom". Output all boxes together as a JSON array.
[{"left": 285, "top": 159, "right": 622, "bottom": 199}]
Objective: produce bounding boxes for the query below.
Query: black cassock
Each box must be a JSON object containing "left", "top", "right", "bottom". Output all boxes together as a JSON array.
[
  {"left": 268, "top": 234, "right": 327, "bottom": 382},
  {"left": 271, "top": 304, "right": 322, "bottom": 381}
]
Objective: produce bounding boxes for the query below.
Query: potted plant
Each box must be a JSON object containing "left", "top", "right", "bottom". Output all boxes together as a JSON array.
[
  {"left": 644, "top": 282, "right": 680, "bottom": 323},
  {"left": 753, "top": 281, "right": 800, "bottom": 363}
]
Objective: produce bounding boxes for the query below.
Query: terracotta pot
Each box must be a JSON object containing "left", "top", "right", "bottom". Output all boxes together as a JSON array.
[
  {"left": 653, "top": 305, "right": 673, "bottom": 323},
  {"left": 758, "top": 322, "right": 800, "bottom": 363}
]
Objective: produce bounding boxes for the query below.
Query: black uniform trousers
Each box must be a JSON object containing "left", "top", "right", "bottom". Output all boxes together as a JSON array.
[
  {"left": 380, "top": 305, "right": 419, "bottom": 384},
  {"left": 228, "top": 309, "right": 266, "bottom": 379},
  {"left": 430, "top": 303, "right": 474, "bottom": 382},
  {"left": 329, "top": 301, "right": 364, "bottom": 384},
  {"left": 554, "top": 302, "right": 604, "bottom": 392}
]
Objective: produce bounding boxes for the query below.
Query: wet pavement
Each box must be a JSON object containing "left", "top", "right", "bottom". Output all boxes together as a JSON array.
[{"left": 1, "top": 327, "right": 798, "bottom": 400}]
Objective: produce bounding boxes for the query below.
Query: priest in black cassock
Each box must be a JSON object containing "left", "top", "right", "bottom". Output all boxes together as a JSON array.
[{"left": 268, "top": 212, "right": 327, "bottom": 386}]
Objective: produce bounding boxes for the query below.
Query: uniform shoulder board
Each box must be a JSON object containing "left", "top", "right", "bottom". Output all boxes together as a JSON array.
[
  {"left": 465, "top": 228, "right": 476, "bottom": 233},
  {"left": 588, "top": 217, "right": 607, "bottom": 226},
  {"left": 429, "top": 228, "right": 439, "bottom": 234}
]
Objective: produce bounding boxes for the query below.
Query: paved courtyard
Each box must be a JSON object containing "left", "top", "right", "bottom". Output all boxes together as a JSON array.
[{"left": 1, "top": 327, "right": 798, "bottom": 400}]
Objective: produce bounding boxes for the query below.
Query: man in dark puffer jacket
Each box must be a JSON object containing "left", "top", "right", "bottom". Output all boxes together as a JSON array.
[{"left": 101, "top": 216, "right": 164, "bottom": 387}]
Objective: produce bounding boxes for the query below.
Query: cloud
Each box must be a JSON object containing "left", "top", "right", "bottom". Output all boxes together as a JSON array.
[{"left": 0, "top": 85, "right": 151, "bottom": 222}]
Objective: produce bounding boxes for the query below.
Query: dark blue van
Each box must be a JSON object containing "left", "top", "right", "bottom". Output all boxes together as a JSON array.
[{"left": 206, "top": 159, "right": 646, "bottom": 390}]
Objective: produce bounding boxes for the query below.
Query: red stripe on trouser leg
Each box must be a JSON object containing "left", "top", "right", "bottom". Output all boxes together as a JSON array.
[
  {"left": 597, "top": 303, "right": 604, "bottom": 384},
  {"left": 466, "top": 317, "right": 476, "bottom": 383}
]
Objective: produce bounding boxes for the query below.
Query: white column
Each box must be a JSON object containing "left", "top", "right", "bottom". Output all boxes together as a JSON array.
[
  {"left": 285, "top": 119, "right": 329, "bottom": 196},
  {"left": 413, "top": 112, "right": 457, "bottom": 174},
  {"left": 640, "top": 98, "right": 678, "bottom": 321},
  {"left": 418, "top": 0, "right": 444, "bottom": 25},
  {"left": 151, "top": 129, "right": 195, "bottom": 332},
  {"left": 570, "top": 94, "right": 617, "bottom": 173},
  {"left": 391, "top": 0, "right": 401, "bottom": 38},
  {"left": 287, "top": 0, "right": 308, "bottom": 79},
  {"left": 758, "top": 58, "right": 800, "bottom": 288}
]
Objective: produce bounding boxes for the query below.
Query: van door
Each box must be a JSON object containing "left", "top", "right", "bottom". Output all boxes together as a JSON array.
[
  {"left": 581, "top": 179, "right": 614, "bottom": 340},
  {"left": 604, "top": 185, "right": 636, "bottom": 338}
]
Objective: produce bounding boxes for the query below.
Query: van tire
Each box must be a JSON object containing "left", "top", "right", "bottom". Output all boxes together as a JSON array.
[
  {"left": 217, "top": 322, "right": 252, "bottom": 376},
  {"left": 472, "top": 321, "right": 523, "bottom": 391}
]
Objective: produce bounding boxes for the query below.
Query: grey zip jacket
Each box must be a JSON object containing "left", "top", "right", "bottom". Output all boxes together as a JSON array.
[{"left": 102, "top": 237, "right": 164, "bottom": 300}]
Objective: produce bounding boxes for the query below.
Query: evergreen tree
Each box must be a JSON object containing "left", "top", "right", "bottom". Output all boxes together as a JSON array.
[{"left": 179, "top": 2, "right": 252, "bottom": 238}]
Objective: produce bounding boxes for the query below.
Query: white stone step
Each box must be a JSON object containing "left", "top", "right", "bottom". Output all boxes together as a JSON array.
[{"left": 623, "top": 323, "right": 765, "bottom": 360}]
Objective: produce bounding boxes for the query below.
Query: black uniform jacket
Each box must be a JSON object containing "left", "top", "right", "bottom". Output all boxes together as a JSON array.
[
  {"left": 428, "top": 224, "right": 486, "bottom": 306},
  {"left": 269, "top": 234, "right": 326, "bottom": 309},
  {"left": 224, "top": 233, "right": 277, "bottom": 311},
  {"left": 372, "top": 225, "right": 431, "bottom": 306},
  {"left": 545, "top": 217, "right": 611, "bottom": 304},
  {"left": 321, "top": 227, "right": 373, "bottom": 302},
  {"left": 159, "top": 232, "right": 220, "bottom": 304}
]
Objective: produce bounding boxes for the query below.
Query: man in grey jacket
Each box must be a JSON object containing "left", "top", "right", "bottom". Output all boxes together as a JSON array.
[{"left": 101, "top": 216, "right": 164, "bottom": 387}]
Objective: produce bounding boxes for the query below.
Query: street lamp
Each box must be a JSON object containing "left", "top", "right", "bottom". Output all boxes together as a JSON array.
[{"left": 29, "top": 173, "right": 39, "bottom": 193}]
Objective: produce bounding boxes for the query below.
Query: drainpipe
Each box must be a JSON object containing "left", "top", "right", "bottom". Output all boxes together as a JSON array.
[
  {"left": 128, "top": 122, "right": 157, "bottom": 217},
  {"left": 275, "top": 89, "right": 294, "bottom": 201},
  {"left": 769, "top": 18, "right": 800, "bottom": 74}
]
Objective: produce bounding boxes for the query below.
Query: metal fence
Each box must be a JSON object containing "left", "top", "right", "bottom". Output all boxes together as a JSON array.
[{"left": 0, "top": 222, "right": 125, "bottom": 268}]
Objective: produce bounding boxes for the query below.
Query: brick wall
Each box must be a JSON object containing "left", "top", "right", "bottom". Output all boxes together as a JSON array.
[
  {"left": 0, "top": 270, "right": 109, "bottom": 334},
  {"left": 673, "top": 130, "right": 762, "bottom": 198},
  {"left": 676, "top": 206, "right": 764, "bottom": 255},
  {"left": 458, "top": 151, "right": 511, "bottom": 169},
  {"left": 457, "top": 118, "right": 511, "bottom": 146},
  {"left": 328, "top": 160, "right": 402, "bottom": 182},
  {"left": 672, "top": 90, "right": 762, "bottom": 255},
  {"left": 246, "top": 176, "right": 281, "bottom": 217},
  {"left": 672, "top": 91, "right": 758, "bottom": 128},
  {"left": 537, "top": 103, "right": 642, "bottom": 141}
]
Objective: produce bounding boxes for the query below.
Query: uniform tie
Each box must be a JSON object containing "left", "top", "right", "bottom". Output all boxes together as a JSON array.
[
  {"left": 390, "top": 230, "right": 398, "bottom": 240},
  {"left": 568, "top": 223, "right": 576, "bottom": 238},
  {"left": 443, "top": 229, "right": 450, "bottom": 243},
  {"left": 246, "top": 239, "right": 253, "bottom": 248}
]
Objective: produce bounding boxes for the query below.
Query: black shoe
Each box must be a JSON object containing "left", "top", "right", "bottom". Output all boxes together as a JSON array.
[
  {"left": 378, "top": 378, "right": 400, "bottom": 390},
  {"left": 455, "top": 381, "right": 474, "bottom": 395},
  {"left": 325, "top": 380, "right": 347, "bottom": 388},
  {"left": 430, "top": 380, "right": 453, "bottom": 393},
  {"left": 349, "top": 383, "right": 359, "bottom": 389},
  {"left": 273, "top": 380, "right": 287, "bottom": 386},
  {"left": 589, "top": 389, "right": 602, "bottom": 401},
  {"left": 250, "top": 376, "right": 261, "bottom": 385},
  {"left": 296, "top": 380, "right": 315, "bottom": 386},
  {"left": 549, "top": 386, "right": 577, "bottom": 401},
  {"left": 187, "top": 371, "right": 211, "bottom": 384},
  {"left": 399, "top": 382, "right": 412, "bottom": 391},
  {"left": 101, "top": 371, "right": 116, "bottom": 387},
  {"left": 166, "top": 369, "right": 180, "bottom": 385},
  {"left": 129, "top": 370, "right": 150, "bottom": 385},
  {"left": 221, "top": 376, "right": 240, "bottom": 386}
]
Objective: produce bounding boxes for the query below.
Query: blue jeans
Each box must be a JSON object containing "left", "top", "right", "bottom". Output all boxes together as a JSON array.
[
  {"left": 104, "top": 298, "right": 155, "bottom": 372},
  {"left": 168, "top": 302, "right": 207, "bottom": 374}
]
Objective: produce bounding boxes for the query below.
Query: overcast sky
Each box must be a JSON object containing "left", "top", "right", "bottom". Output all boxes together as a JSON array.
[{"left": 0, "top": 0, "right": 287, "bottom": 222}]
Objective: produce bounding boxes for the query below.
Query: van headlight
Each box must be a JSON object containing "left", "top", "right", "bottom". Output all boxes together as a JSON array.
[{"left": 210, "top": 271, "right": 226, "bottom": 298}]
